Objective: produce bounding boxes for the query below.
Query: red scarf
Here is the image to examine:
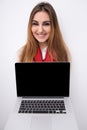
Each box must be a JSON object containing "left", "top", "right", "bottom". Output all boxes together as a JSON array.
[{"left": 33, "top": 47, "right": 52, "bottom": 62}]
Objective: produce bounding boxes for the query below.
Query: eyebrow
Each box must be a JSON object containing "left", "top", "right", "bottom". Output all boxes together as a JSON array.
[{"left": 32, "top": 20, "right": 51, "bottom": 23}]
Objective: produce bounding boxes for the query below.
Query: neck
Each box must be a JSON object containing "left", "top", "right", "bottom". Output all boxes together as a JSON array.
[{"left": 38, "top": 42, "right": 48, "bottom": 50}]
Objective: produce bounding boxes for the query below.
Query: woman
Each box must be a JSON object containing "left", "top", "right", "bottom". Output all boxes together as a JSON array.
[{"left": 18, "top": 2, "right": 70, "bottom": 62}]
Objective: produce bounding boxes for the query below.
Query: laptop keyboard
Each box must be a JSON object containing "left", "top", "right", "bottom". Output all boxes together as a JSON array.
[{"left": 18, "top": 100, "right": 66, "bottom": 114}]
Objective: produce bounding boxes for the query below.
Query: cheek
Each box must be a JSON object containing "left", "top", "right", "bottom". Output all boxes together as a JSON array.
[
  {"left": 46, "top": 27, "right": 51, "bottom": 33},
  {"left": 31, "top": 27, "right": 36, "bottom": 33}
]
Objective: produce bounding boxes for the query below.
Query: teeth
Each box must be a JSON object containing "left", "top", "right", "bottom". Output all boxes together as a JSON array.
[
  {"left": 38, "top": 34, "right": 45, "bottom": 35},
  {"left": 38, "top": 35, "right": 45, "bottom": 37}
]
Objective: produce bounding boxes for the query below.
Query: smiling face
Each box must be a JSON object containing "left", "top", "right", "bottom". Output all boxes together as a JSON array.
[{"left": 31, "top": 11, "right": 51, "bottom": 47}]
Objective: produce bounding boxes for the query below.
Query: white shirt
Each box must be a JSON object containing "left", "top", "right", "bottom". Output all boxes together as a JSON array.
[{"left": 41, "top": 47, "right": 47, "bottom": 60}]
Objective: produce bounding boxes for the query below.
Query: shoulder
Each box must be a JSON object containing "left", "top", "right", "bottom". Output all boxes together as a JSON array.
[{"left": 16, "top": 46, "right": 24, "bottom": 62}]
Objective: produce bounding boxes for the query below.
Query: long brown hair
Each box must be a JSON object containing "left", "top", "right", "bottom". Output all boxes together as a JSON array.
[{"left": 19, "top": 2, "right": 70, "bottom": 62}]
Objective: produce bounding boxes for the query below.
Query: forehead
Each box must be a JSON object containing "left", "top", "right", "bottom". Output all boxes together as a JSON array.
[{"left": 33, "top": 11, "right": 50, "bottom": 21}]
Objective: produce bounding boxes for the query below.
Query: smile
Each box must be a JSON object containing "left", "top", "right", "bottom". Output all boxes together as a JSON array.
[{"left": 36, "top": 33, "right": 47, "bottom": 37}]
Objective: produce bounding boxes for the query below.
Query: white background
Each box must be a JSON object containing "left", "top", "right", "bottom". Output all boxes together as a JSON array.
[{"left": 0, "top": 0, "right": 87, "bottom": 130}]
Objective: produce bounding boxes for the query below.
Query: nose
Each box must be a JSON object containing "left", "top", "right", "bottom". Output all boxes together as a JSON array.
[{"left": 38, "top": 25, "right": 43, "bottom": 33}]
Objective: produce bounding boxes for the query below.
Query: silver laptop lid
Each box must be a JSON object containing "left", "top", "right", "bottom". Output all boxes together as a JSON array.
[{"left": 15, "top": 62, "right": 70, "bottom": 97}]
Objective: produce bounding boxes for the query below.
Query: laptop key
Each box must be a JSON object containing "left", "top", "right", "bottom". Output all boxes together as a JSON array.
[{"left": 33, "top": 111, "right": 48, "bottom": 113}]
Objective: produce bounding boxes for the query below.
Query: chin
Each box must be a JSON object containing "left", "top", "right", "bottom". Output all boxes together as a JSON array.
[{"left": 37, "top": 39, "right": 48, "bottom": 43}]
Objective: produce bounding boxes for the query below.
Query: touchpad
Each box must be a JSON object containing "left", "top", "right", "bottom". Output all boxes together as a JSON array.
[{"left": 30, "top": 115, "right": 52, "bottom": 130}]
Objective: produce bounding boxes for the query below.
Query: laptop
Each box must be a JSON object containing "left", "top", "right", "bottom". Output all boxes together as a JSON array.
[{"left": 4, "top": 62, "right": 78, "bottom": 130}]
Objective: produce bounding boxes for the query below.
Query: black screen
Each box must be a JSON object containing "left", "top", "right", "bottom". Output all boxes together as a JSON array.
[{"left": 15, "top": 62, "right": 70, "bottom": 97}]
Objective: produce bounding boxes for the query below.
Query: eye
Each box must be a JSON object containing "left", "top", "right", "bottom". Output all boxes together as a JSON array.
[
  {"left": 32, "top": 21, "right": 39, "bottom": 26},
  {"left": 32, "top": 22, "right": 38, "bottom": 26},
  {"left": 43, "top": 21, "right": 51, "bottom": 26}
]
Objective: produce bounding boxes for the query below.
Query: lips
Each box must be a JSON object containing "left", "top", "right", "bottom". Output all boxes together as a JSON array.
[
  {"left": 36, "top": 33, "right": 47, "bottom": 38},
  {"left": 32, "top": 31, "right": 50, "bottom": 42},
  {"left": 37, "top": 35, "right": 46, "bottom": 38}
]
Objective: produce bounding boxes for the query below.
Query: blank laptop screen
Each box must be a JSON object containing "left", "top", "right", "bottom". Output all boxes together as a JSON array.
[{"left": 15, "top": 62, "right": 70, "bottom": 97}]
